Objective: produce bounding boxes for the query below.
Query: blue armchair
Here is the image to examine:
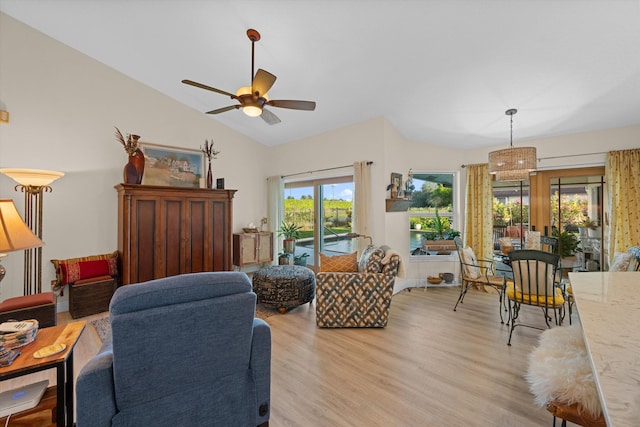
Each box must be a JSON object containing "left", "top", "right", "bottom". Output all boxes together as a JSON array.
[{"left": 76, "top": 272, "right": 271, "bottom": 427}]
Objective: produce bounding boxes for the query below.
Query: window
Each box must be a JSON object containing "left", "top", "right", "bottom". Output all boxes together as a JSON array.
[{"left": 408, "top": 172, "right": 457, "bottom": 257}]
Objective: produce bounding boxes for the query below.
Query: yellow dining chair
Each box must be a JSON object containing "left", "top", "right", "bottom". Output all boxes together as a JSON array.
[{"left": 506, "top": 249, "right": 563, "bottom": 345}]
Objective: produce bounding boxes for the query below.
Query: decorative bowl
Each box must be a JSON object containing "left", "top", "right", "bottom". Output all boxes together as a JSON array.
[
  {"left": 242, "top": 227, "right": 259, "bottom": 233},
  {"left": 427, "top": 276, "right": 443, "bottom": 285},
  {"left": 439, "top": 272, "right": 455, "bottom": 283}
]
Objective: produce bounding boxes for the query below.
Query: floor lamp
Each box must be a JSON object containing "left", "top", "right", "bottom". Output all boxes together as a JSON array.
[
  {"left": 0, "top": 199, "right": 44, "bottom": 287},
  {"left": 0, "top": 169, "right": 63, "bottom": 295}
]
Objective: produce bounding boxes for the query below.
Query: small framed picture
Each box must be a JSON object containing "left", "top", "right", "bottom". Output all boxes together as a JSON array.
[
  {"left": 140, "top": 143, "right": 204, "bottom": 188},
  {"left": 390, "top": 173, "right": 402, "bottom": 198},
  {"left": 216, "top": 178, "right": 225, "bottom": 189}
]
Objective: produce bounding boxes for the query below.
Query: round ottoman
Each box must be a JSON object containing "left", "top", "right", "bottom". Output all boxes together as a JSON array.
[{"left": 252, "top": 265, "right": 316, "bottom": 313}]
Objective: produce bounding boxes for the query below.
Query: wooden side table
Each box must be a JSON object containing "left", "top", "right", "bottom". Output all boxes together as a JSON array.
[{"left": 0, "top": 321, "right": 85, "bottom": 426}]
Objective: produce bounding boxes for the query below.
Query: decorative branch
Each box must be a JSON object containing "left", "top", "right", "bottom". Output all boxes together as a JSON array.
[
  {"left": 114, "top": 126, "right": 140, "bottom": 156},
  {"left": 201, "top": 138, "right": 221, "bottom": 161}
]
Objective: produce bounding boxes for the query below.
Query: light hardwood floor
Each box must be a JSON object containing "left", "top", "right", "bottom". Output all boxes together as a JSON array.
[{"left": 4, "top": 286, "right": 580, "bottom": 426}]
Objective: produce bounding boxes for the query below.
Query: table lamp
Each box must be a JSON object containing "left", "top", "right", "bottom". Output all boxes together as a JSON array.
[{"left": 0, "top": 199, "right": 44, "bottom": 286}]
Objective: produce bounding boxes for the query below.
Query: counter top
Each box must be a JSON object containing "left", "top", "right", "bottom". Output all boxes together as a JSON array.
[{"left": 568, "top": 271, "right": 640, "bottom": 427}]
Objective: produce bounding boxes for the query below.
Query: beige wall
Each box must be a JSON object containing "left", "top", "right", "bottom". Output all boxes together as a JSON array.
[
  {"left": 2, "top": 12, "right": 639, "bottom": 305},
  {"left": 272, "top": 116, "right": 640, "bottom": 292},
  {"left": 0, "top": 13, "right": 269, "bottom": 308}
]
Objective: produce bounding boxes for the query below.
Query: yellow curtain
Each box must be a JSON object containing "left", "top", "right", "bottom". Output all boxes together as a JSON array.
[
  {"left": 606, "top": 149, "right": 640, "bottom": 260},
  {"left": 464, "top": 163, "right": 493, "bottom": 262}
]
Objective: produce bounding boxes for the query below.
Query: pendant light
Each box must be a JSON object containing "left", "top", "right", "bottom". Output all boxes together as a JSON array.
[{"left": 488, "top": 109, "right": 536, "bottom": 181}]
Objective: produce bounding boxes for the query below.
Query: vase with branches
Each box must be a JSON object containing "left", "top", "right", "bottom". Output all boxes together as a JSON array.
[
  {"left": 201, "top": 138, "right": 221, "bottom": 188},
  {"left": 114, "top": 126, "right": 143, "bottom": 184}
]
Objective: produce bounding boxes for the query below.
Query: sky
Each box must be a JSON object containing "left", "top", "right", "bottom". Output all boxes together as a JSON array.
[{"left": 285, "top": 183, "right": 353, "bottom": 201}]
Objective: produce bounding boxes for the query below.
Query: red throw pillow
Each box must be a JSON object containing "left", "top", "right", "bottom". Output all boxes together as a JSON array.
[
  {"left": 51, "top": 251, "right": 118, "bottom": 286},
  {"left": 59, "top": 259, "right": 110, "bottom": 284}
]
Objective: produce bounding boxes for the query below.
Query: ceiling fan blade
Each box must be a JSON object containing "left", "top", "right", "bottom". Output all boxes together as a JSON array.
[
  {"left": 266, "top": 100, "right": 316, "bottom": 111},
  {"left": 252, "top": 69, "right": 276, "bottom": 96},
  {"left": 260, "top": 108, "right": 281, "bottom": 125},
  {"left": 182, "top": 79, "right": 237, "bottom": 99},
  {"left": 206, "top": 105, "right": 241, "bottom": 114}
]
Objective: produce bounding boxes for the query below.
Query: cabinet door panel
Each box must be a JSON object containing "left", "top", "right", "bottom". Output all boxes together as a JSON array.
[
  {"left": 162, "top": 199, "right": 183, "bottom": 278},
  {"left": 186, "top": 199, "right": 207, "bottom": 273},
  {"left": 243, "top": 234, "right": 258, "bottom": 264},
  {"left": 210, "top": 201, "right": 229, "bottom": 271},
  {"left": 134, "top": 199, "right": 157, "bottom": 283},
  {"left": 257, "top": 233, "right": 273, "bottom": 263}
]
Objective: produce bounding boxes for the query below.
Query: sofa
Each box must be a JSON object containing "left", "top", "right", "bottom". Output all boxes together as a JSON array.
[
  {"left": 76, "top": 272, "right": 271, "bottom": 427},
  {"left": 315, "top": 246, "right": 400, "bottom": 327}
]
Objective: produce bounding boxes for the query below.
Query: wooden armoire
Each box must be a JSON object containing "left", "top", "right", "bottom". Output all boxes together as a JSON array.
[{"left": 115, "top": 184, "right": 236, "bottom": 285}]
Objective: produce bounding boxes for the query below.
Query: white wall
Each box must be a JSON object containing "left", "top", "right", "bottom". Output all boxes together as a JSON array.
[
  {"left": 270, "top": 117, "right": 640, "bottom": 292},
  {"left": 0, "top": 13, "right": 269, "bottom": 309},
  {"left": 2, "top": 12, "right": 639, "bottom": 308}
]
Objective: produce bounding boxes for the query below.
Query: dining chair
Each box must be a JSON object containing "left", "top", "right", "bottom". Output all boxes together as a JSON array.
[
  {"left": 453, "top": 236, "right": 511, "bottom": 323},
  {"left": 538, "top": 235, "right": 572, "bottom": 322},
  {"left": 506, "top": 249, "right": 564, "bottom": 345},
  {"left": 631, "top": 246, "right": 640, "bottom": 271},
  {"left": 540, "top": 235, "right": 558, "bottom": 254}
]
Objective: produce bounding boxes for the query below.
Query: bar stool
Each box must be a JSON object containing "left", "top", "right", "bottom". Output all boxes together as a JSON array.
[{"left": 526, "top": 324, "right": 606, "bottom": 427}]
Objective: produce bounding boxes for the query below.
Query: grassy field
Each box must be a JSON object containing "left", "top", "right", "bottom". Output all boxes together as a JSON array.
[{"left": 284, "top": 199, "right": 352, "bottom": 235}]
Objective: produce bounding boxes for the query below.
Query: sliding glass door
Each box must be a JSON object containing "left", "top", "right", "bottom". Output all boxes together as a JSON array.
[
  {"left": 492, "top": 180, "right": 530, "bottom": 252},
  {"left": 530, "top": 167, "right": 605, "bottom": 270},
  {"left": 284, "top": 176, "right": 354, "bottom": 269},
  {"left": 492, "top": 166, "right": 605, "bottom": 271}
]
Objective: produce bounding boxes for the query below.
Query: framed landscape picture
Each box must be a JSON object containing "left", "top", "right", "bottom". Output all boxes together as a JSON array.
[{"left": 140, "top": 143, "right": 204, "bottom": 188}]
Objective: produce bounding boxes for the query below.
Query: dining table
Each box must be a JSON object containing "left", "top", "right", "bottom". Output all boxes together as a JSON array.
[{"left": 568, "top": 271, "right": 640, "bottom": 427}]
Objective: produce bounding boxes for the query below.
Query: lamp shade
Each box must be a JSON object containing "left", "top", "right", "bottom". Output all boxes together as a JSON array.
[
  {"left": 0, "top": 168, "right": 64, "bottom": 187},
  {"left": 493, "top": 169, "right": 532, "bottom": 182},
  {"left": 488, "top": 146, "right": 537, "bottom": 174},
  {"left": 488, "top": 108, "right": 537, "bottom": 181},
  {"left": 0, "top": 199, "right": 44, "bottom": 252},
  {"left": 236, "top": 86, "right": 267, "bottom": 117}
]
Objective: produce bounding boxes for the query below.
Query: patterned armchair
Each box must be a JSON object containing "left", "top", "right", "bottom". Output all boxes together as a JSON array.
[{"left": 315, "top": 246, "right": 400, "bottom": 328}]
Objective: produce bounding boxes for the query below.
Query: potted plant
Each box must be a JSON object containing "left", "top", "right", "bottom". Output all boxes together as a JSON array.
[
  {"left": 278, "top": 252, "right": 291, "bottom": 265},
  {"left": 422, "top": 226, "right": 459, "bottom": 255},
  {"left": 404, "top": 169, "right": 415, "bottom": 200},
  {"left": 552, "top": 230, "right": 583, "bottom": 270},
  {"left": 293, "top": 253, "right": 309, "bottom": 266},
  {"left": 278, "top": 221, "right": 302, "bottom": 254}
]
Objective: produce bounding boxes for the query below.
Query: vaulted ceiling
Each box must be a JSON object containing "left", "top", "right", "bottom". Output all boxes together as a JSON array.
[{"left": 2, "top": 0, "right": 639, "bottom": 148}]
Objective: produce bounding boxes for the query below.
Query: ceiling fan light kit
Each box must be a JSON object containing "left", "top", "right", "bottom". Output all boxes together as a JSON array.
[
  {"left": 182, "top": 29, "right": 315, "bottom": 125},
  {"left": 488, "top": 108, "right": 537, "bottom": 182}
]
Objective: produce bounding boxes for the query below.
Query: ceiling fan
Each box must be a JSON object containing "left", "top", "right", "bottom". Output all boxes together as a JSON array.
[{"left": 182, "top": 29, "right": 316, "bottom": 125}]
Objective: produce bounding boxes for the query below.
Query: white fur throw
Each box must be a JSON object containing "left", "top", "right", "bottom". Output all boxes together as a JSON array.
[{"left": 526, "top": 325, "right": 602, "bottom": 418}]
